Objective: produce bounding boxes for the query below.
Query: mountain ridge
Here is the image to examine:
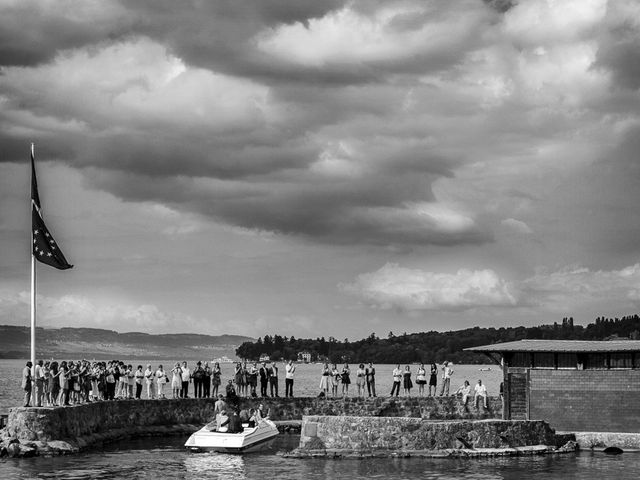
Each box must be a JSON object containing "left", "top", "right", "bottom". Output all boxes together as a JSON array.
[{"left": 0, "top": 325, "right": 253, "bottom": 360}]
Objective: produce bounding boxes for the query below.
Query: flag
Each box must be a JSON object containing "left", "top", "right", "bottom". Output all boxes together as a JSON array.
[{"left": 31, "top": 146, "right": 73, "bottom": 270}]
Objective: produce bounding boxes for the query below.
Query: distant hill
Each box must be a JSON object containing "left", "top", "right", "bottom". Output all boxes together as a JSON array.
[{"left": 0, "top": 325, "right": 253, "bottom": 360}]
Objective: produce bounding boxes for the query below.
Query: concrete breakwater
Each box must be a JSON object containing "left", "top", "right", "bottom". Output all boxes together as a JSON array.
[
  {"left": 289, "top": 416, "right": 577, "bottom": 458},
  {"left": 0, "top": 396, "right": 501, "bottom": 457}
]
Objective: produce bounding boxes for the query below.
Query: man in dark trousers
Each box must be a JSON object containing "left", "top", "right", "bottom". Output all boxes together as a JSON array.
[
  {"left": 365, "top": 362, "right": 377, "bottom": 397},
  {"left": 268, "top": 362, "right": 279, "bottom": 397},
  {"left": 259, "top": 362, "right": 269, "bottom": 397}
]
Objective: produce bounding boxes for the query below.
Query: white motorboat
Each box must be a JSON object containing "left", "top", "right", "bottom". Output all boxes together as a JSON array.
[{"left": 185, "top": 419, "right": 279, "bottom": 453}]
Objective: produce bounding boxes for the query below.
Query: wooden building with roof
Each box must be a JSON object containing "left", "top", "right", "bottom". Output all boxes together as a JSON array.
[{"left": 465, "top": 339, "right": 640, "bottom": 432}]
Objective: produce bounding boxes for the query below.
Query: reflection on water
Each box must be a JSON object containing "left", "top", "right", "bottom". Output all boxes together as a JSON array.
[
  {"left": 1, "top": 435, "right": 640, "bottom": 480},
  {"left": 184, "top": 453, "right": 247, "bottom": 479}
]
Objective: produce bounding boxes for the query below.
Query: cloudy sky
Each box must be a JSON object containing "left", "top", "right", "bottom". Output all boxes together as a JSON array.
[{"left": 1, "top": 0, "right": 640, "bottom": 338}]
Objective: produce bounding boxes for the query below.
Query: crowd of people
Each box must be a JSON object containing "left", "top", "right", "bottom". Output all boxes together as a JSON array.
[
  {"left": 320, "top": 361, "right": 490, "bottom": 409},
  {"left": 18, "top": 358, "right": 299, "bottom": 407},
  {"left": 19, "top": 358, "right": 491, "bottom": 410}
]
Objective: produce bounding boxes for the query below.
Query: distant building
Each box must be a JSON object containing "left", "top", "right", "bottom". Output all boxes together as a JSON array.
[
  {"left": 465, "top": 339, "right": 640, "bottom": 433},
  {"left": 298, "top": 351, "right": 312, "bottom": 363},
  {"left": 259, "top": 354, "right": 270, "bottom": 362}
]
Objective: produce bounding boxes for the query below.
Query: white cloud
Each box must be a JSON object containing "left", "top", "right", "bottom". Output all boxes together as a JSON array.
[
  {"left": 501, "top": 218, "right": 533, "bottom": 235},
  {"left": 256, "top": 1, "right": 488, "bottom": 67},
  {"left": 522, "top": 264, "right": 640, "bottom": 311},
  {"left": 342, "top": 263, "right": 518, "bottom": 311}
]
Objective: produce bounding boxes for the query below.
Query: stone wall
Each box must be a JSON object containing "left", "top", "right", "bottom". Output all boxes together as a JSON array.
[
  {"left": 2, "top": 396, "right": 501, "bottom": 446},
  {"left": 299, "top": 416, "right": 557, "bottom": 451}
]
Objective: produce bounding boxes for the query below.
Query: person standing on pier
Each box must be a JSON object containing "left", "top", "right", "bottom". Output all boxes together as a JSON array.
[
  {"left": 259, "top": 362, "right": 269, "bottom": 397},
  {"left": 34, "top": 360, "right": 45, "bottom": 407},
  {"left": 319, "top": 363, "right": 331, "bottom": 396},
  {"left": 331, "top": 364, "right": 341, "bottom": 397},
  {"left": 403, "top": 365, "right": 413, "bottom": 396},
  {"left": 203, "top": 361, "right": 212, "bottom": 398},
  {"left": 134, "top": 365, "right": 144, "bottom": 399},
  {"left": 429, "top": 363, "right": 438, "bottom": 396},
  {"left": 285, "top": 360, "right": 295, "bottom": 397},
  {"left": 171, "top": 362, "right": 182, "bottom": 399},
  {"left": 365, "top": 362, "right": 376, "bottom": 397},
  {"left": 144, "top": 364, "right": 155, "bottom": 399},
  {"left": 390, "top": 364, "right": 402, "bottom": 397},
  {"left": 416, "top": 363, "right": 427, "bottom": 397},
  {"left": 439, "top": 361, "right": 454, "bottom": 396},
  {"left": 212, "top": 362, "right": 221, "bottom": 398},
  {"left": 156, "top": 364, "right": 167, "bottom": 399},
  {"left": 193, "top": 361, "right": 205, "bottom": 398},
  {"left": 22, "top": 361, "right": 33, "bottom": 407},
  {"left": 180, "top": 361, "right": 191, "bottom": 398},
  {"left": 268, "top": 362, "right": 279, "bottom": 397},
  {"left": 355, "top": 364, "right": 366, "bottom": 397}
]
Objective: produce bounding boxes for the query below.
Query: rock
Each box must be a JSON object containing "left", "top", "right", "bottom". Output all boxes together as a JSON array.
[
  {"left": 604, "top": 446, "right": 623, "bottom": 455},
  {"left": 18, "top": 445, "right": 37, "bottom": 457},
  {"left": 6, "top": 443, "right": 21, "bottom": 457},
  {"left": 47, "top": 440, "right": 79, "bottom": 454},
  {"left": 0, "top": 446, "right": 7, "bottom": 457}
]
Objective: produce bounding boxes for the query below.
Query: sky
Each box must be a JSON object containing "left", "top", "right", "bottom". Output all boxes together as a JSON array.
[{"left": 1, "top": 0, "right": 640, "bottom": 339}]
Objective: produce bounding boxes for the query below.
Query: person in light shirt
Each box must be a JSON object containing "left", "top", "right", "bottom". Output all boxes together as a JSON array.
[
  {"left": 144, "top": 364, "right": 155, "bottom": 399},
  {"left": 285, "top": 360, "right": 296, "bottom": 397},
  {"left": 390, "top": 364, "right": 402, "bottom": 397},
  {"left": 439, "top": 361, "right": 454, "bottom": 396},
  {"left": 455, "top": 380, "right": 472, "bottom": 406},
  {"left": 474, "top": 379, "right": 488, "bottom": 409},
  {"left": 180, "top": 361, "right": 191, "bottom": 398}
]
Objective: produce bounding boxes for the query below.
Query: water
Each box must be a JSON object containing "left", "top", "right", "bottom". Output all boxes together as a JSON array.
[
  {"left": 0, "top": 360, "right": 503, "bottom": 414},
  {"left": 3, "top": 359, "right": 640, "bottom": 479},
  {"left": 1, "top": 435, "right": 639, "bottom": 479}
]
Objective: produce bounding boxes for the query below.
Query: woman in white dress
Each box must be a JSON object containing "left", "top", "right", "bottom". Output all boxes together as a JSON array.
[
  {"left": 319, "top": 363, "right": 330, "bottom": 395},
  {"left": 170, "top": 362, "right": 182, "bottom": 399},
  {"left": 156, "top": 365, "right": 166, "bottom": 399}
]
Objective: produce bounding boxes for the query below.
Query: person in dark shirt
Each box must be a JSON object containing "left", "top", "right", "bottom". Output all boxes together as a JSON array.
[
  {"left": 226, "top": 410, "right": 243, "bottom": 433},
  {"left": 259, "top": 362, "right": 269, "bottom": 397}
]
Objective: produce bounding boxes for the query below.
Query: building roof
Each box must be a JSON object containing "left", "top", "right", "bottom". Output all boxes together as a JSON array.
[{"left": 465, "top": 339, "right": 640, "bottom": 353}]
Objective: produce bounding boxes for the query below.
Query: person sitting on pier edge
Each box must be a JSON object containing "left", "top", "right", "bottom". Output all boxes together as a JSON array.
[
  {"left": 455, "top": 380, "right": 472, "bottom": 406},
  {"left": 365, "top": 362, "right": 376, "bottom": 397},
  {"left": 226, "top": 379, "right": 239, "bottom": 409},
  {"left": 474, "top": 379, "right": 488, "bottom": 409},
  {"left": 259, "top": 362, "right": 269, "bottom": 397},
  {"left": 268, "top": 361, "right": 279, "bottom": 397},
  {"left": 390, "top": 364, "right": 402, "bottom": 397}
]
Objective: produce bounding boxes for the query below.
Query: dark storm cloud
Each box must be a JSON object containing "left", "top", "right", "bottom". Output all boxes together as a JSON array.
[{"left": 0, "top": 1, "right": 134, "bottom": 66}]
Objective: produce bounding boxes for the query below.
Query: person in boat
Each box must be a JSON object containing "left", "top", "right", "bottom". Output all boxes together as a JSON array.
[
  {"left": 214, "top": 394, "right": 227, "bottom": 417},
  {"left": 226, "top": 409, "right": 243, "bottom": 433}
]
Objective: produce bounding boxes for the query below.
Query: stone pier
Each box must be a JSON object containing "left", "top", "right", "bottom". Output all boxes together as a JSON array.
[{"left": 0, "top": 396, "right": 502, "bottom": 457}]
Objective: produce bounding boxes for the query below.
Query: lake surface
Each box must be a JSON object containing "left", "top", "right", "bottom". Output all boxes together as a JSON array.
[
  {"left": 1, "top": 435, "right": 640, "bottom": 480},
  {"left": 3, "top": 358, "right": 639, "bottom": 479}
]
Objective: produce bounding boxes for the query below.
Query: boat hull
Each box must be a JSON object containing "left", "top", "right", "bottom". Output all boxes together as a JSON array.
[{"left": 185, "top": 419, "right": 279, "bottom": 454}]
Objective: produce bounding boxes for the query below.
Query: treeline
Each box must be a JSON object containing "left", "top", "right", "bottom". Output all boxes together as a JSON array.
[{"left": 235, "top": 315, "right": 640, "bottom": 365}]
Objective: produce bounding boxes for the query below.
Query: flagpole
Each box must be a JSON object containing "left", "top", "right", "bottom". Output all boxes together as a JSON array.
[{"left": 30, "top": 142, "right": 37, "bottom": 407}]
